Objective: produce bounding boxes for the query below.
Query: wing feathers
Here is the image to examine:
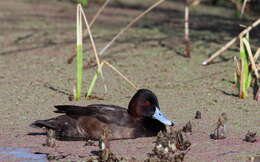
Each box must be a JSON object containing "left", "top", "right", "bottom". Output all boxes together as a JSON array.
[{"left": 54, "top": 104, "right": 126, "bottom": 115}]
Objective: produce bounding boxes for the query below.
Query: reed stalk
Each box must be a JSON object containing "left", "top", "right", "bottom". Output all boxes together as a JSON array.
[
  {"left": 86, "top": 60, "right": 138, "bottom": 98},
  {"left": 74, "top": 5, "right": 138, "bottom": 98},
  {"left": 68, "top": 0, "right": 111, "bottom": 64},
  {"left": 75, "top": 4, "right": 83, "bottom": 100},
  {"left": 253, "top": 48, "right": 260, "bottom": 61},
  {"left": 86, "top": 62, "right": 105, "bottom": 98},
  {"left": 99, "top": 0, "right": 165, "bottom": 56},
  {"left": 80, "top": 5, "right": 107, "bottom": 95},
  {"left": 240, "top": 0, "right": 248, "bottom": 18},
  {"left": 103, "top": 60, "right": 138, "bottom": 90},
  {"left": 202, "top": 18, "right": 260, "bottom": 65},
  {"left": 235, "top": 34, "right": 252, "bottom": 99},
  {"left": 184, "top": 4, "right": 190, "bottom": 57},
  {"left": 242, "top": 37, "right": 259, "bottom": 79}
]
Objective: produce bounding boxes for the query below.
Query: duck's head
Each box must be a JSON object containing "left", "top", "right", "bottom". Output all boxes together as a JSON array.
[{"left": 128, "top": 89, "right": 174, "bottom": 126}]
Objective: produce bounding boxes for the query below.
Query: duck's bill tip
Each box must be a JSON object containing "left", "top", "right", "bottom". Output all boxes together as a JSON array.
[{"left": 152, "top": 107, "right": 174, "bottom": 126}]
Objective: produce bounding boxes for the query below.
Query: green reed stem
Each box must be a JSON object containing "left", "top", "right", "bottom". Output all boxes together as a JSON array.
[
  {"left": 86, "top": 63, "right": 104, "bottom": 98},
  {"left": 76, "top": 45, "right": 83, "bottom": 100},
  {"left": 75, "top": 4, "right": 83, "bottom": 100}
]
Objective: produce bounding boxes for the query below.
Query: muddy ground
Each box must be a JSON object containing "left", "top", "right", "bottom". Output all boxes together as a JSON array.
[{"left": 0, "top": 0, "right": 259, "bottom": 161}]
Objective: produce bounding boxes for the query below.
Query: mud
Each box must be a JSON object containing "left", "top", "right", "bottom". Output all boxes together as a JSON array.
[{"left": 0, "top": 0, "right": 259, "bottom": 161}]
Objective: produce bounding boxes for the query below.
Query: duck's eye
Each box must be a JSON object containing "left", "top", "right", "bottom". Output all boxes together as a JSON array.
[{"left": 143, "top": 101, "right": 150, "bottom": 106}]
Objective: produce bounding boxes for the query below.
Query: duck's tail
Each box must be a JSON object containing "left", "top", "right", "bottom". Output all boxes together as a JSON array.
[
  {"left": 30, "top": 119, "right": 57, "bottom": 129},
  {"left": 30, "top": 115, "right": 85, "bottom": 140},
  {"left": 30, "top": 115, "right": 74, "bottom": 129}
]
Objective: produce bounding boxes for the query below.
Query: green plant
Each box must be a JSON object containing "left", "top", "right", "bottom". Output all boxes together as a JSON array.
[
  {"left": 86, "top": 62, "right": 104, "bottom": 98},
  {"left": 73, "top": 0, "right": 89, "bottom": 7},
  {"left": 234, "top": 32, "right": 260, "bottom": 99},
  {"left": 72, "top": 4, "right": 138, "bottom": 100},
  {"left": 235, "top": 34, "right": 251, "bottom": 98},
  {"left": 75, "top": 5, "right": 83, "bottom": 100}
]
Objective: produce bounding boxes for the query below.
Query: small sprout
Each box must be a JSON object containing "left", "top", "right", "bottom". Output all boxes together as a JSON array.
[
  {"left": 244, "top": 131, "right": 257, "bottom": 143},
  {"left": 98, "top": 127, "right": 128, "bottom": 162},
  {"left": 182, "top": 121, "right": 192, "bottom": 134},
  {"left": 210, "top": 113, "right": 228, "bottom": 140},
  {"left": 68, "top": 94, "right": 74, "bottom": 101},
  {"left": 46, "top": 129, "right": 56, "bottom": 147},
  {"left": 194, "top": 111, "right": 201, "bottom": 119},
  {"left": 99, "top": 135, "right": 109, "bottom": 161}
]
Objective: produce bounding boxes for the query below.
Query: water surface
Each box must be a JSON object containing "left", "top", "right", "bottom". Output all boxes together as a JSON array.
[{"left": 0, "top": 147, "right": 47, "bottom": 162}]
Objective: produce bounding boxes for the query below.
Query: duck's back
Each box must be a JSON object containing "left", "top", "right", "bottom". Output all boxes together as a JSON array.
[{"left": 31, "top": 104, "right": 145, "bottom": 140}]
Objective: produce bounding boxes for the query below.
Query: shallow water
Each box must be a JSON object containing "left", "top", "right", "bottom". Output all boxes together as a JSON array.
[{"left": 0, "top": 147, "right": 47, "bottom": 162}]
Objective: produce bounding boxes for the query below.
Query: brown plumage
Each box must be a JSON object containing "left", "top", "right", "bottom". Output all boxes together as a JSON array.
[{"left": 30, "top": 89, "right": 174, "bottom": 147}]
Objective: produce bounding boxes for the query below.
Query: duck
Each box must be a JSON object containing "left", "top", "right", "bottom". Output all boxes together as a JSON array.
[{"left": 30, "top": 89, "right": 174, "bottom": 141}]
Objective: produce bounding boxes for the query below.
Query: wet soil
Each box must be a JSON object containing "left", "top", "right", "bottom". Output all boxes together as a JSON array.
[{"left": 0, "top": 0, "right": 259, "bottom": 161}]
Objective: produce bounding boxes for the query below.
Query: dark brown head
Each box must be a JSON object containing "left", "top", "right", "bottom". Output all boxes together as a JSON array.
[{"left": 128, "top": 89, "right": 174, "bottom": 126}]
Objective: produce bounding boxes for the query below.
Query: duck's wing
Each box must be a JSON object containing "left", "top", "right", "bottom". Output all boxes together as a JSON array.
[
  {"left": 54, "top": 104, "right": 126, "bottom": 115},
  {"left": 54, "top": 104, "right": 131, "bottom": 126}
]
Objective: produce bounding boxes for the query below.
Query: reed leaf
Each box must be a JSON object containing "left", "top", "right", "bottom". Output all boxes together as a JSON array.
[{"left": 237, "top": 34, "right": 252, "bottom": 98}]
